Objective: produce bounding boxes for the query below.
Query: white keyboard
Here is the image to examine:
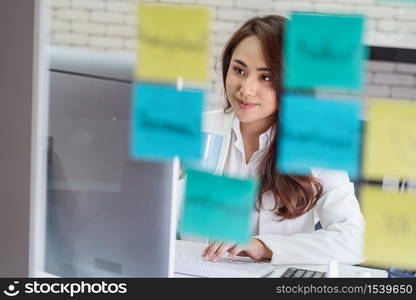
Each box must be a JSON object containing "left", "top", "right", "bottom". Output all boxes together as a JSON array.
[{"left": 175, "top": 251, "right": 275, "bottom": 278}]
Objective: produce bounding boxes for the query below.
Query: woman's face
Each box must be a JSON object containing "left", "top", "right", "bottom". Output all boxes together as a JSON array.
[{"left": 225, "top": 35, "right": 277, "bottom": 126}]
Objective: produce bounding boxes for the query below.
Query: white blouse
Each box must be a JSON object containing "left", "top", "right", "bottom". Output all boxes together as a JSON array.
[{"left": 222, "top": 116, "right": 271, "bottom": 236}]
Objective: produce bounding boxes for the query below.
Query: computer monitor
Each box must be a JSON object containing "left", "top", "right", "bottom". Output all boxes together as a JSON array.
[{"left": 45, "top": 46, "right": 177, "bottom": 277}]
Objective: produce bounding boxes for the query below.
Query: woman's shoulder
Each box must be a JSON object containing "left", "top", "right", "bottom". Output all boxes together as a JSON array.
[{"left": 311, "top": 168, "right": 352, "bottom": 194}]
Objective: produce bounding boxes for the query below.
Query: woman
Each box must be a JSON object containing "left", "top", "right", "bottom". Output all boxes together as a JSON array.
[{"left": 183, "top": 15, "right": 365, "bottom": 266}]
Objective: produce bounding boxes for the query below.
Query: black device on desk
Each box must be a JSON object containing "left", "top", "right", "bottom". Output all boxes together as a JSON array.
[
  {"left": 388, "top": 267, "right": 416, "bottom": 278},
  {"left": 280, "top": 267, "right": 326, "bottom": 278}
]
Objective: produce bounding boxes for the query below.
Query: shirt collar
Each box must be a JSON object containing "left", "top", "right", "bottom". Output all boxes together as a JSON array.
[{"left": 231, "top": 117, "right": 273, "bottom": 154}]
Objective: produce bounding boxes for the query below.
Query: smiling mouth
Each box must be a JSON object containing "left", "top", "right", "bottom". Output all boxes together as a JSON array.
[{"left": 236, "top": 98, "right": 258, "bottom": 110}]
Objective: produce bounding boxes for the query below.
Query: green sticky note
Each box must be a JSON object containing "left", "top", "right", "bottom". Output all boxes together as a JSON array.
[
  {"left": 180, "top": 169, "right": 258, "bottom": 244},
  {"left": 277, "top": 94, "right": 363, "bottom": 179},
  {"left": 284, "top": 12, "right": 366, "bottom": 90}
]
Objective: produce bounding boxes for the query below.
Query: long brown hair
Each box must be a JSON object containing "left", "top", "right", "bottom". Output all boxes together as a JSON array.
[{"left": 222, "top": 15, "right": 323, "bottom": 219}]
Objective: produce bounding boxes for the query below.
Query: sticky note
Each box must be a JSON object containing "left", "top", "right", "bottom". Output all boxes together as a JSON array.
[
  {"left": 136, "top": 4, "right": 210, "bottom": 83},
  {"left": 130, "top": 83, "right": 204, "bottom": 161},
  {"left": 361, "top": 185, "right": 416, "bottom": 269},
  {"left": 363, "top": 99, "right": 416, "bottom": 180},
  {"left": 277, "top": 94, "right": 363, "bottom": 179},
  {"left": 180, "top": 169, "right": 258, "bottom": 244},
  {"left": 284, "top": 12, "right": 366, "bottom": 90}
]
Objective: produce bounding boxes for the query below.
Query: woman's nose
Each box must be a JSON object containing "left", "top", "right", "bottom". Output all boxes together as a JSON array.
[{"left": 240, "top": 76, "right": 258, "bottom": 98}]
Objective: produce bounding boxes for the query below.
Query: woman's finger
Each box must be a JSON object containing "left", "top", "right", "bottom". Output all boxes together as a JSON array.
[
  {"left": 202, "top": 242, "right": 222, "bottom": 261},
  {"left": 228, "top": 244, "right": 245, "bottom": 258},
  {"left": 201, "top": 240, "right": 220, "bottom": 256},
  {"left": 213, "top": 242, "right": 234, "bottom": 262}
]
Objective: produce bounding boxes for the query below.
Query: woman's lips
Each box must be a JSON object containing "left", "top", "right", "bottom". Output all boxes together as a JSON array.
[{"left": 237, "top": 99, "right": 258, "bottom": 110}]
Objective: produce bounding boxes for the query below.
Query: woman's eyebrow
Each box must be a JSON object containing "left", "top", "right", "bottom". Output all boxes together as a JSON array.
[{"left": 233, "top": 59, "right": 271, "bottom": 72}]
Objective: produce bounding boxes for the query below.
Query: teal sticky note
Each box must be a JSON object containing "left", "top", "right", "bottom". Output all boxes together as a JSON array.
[
  {"left": 284, "top": 12, "right": 366, "bottom": 90},
  {"left": 130, "top": 82, "right": 204, "bottom": 160},
  {"left": 180, "top": 169, "right": 258, "bottom": 244},
  {"left": 277, "top": 94, "right": 363, "bottom": 179}
]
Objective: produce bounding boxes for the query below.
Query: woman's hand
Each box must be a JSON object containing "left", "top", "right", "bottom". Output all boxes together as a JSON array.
[{"left": 201, "top": 238, "right": 272, "bottom": 262}]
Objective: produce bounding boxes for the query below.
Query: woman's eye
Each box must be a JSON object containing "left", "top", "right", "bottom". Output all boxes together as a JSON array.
[
  {"left": 233, "top": 67, "right": 245, "bottom": 75},
  {"left": 261, "top": 75, "right": 272, "bottom": 82}
]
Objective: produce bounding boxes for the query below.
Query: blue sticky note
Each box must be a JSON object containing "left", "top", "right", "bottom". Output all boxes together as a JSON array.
[
  {"left": 277, "top": 94, "right": 363, "bottom": 179},
  {"left": 180, "top": 169, "right": 258, "bottom": 244},
  {"left": 284, "top": 12, "right": 366, "bottom": 90},
  {"left": 130, "top": 83, "right": 204, "bottom": 160}
]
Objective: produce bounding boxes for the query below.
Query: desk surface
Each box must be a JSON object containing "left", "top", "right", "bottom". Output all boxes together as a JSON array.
[{"left": 175, "top": 240, "right": 388, "bottom": 278}]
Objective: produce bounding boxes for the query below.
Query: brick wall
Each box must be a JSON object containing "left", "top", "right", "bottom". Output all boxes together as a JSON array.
[
  {"left": 316, "top": 60, "right": 416, "bottom": 112},
  {"left": 368, "top": 61, "right": 416, "bottom": 99},
  {"left": 49, "top": 0, "right": 416, "bottom": 108}
]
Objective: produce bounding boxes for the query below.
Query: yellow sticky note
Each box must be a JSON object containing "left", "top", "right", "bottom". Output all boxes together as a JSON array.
[
  {"left": 363, "top": 99, "right": 416, "bottom": 180},
  {"left": 361, "top": 185, "right": 416, "bottom": 269},
  {"left": 136, "top": 4, "right": 210, "bottom": 83}
]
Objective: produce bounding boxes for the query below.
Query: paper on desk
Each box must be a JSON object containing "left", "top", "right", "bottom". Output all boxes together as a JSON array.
[
  {"left": 135, "top": 3, "right": 210, "bottom": 83},
  {"left": 362, "top": 98, "right": 416, "bottom": 180},
  {"left": 361, "top": 185, "right": 416, "bottom": 269},
  {"left": 130, "top": 82, "right": 204, "bottom": 161},
  {"left": 180, "top": 169, "right": 258, "bottom": 244},
  {"left": 284, "top": 11, "right": 366, "bottom": 90},
  {"left": 277, "top": 94, "right": 363, "bottom": 179}
]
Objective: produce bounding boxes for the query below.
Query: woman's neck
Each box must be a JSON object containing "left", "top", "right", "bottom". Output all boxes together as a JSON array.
[
  {"left": 239, "top": 115, "right": 275, "bottom": 138},
  {"left": 239, "top": 116, "right": 275, "bottom": 164}
]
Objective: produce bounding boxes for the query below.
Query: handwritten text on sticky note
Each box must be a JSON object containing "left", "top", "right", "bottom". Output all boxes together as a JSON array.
[
  {"left": 361, "top": 185, "right": 416, "bottom": 269},
  {"left": 180, "top": 169, "right": 258, "bottom": 244},
  {"left": 363, "top": 99, "right": 416, "bottom": 180},
  {"left": 136, "top": 4, "right": 210, "bottom": 82},
  {"left": 130, "top": 83, "right": 204, "bottom": 161},
  {"left": 284, "top": 12, "right": 366, "bottom": 90},
  {"left": 277, "top": 94, "right": 363, "bottom": 178}
]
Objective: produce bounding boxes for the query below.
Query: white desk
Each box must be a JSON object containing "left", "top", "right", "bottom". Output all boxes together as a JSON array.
[{"left": 175, "top": 240, "right": 388, "bottom": 278}]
